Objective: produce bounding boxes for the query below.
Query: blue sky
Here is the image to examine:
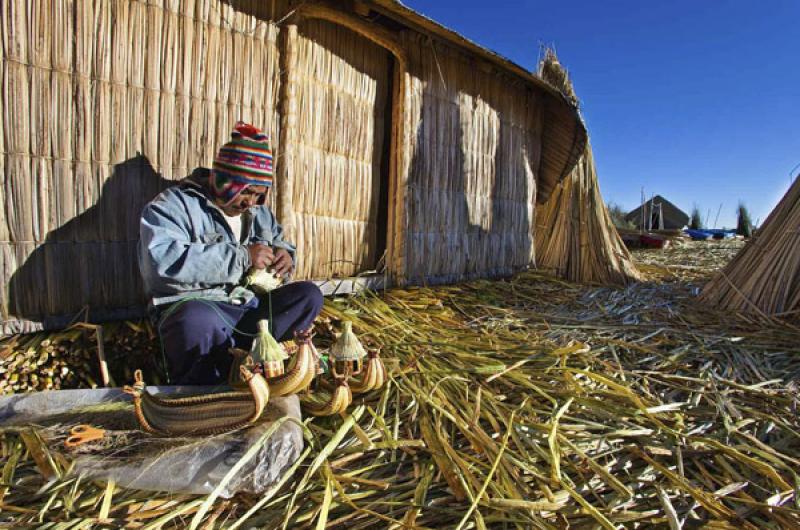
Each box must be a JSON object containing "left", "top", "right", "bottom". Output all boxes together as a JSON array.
[{"left": 403, "top": 0, "right": 800, "bottom": 228}]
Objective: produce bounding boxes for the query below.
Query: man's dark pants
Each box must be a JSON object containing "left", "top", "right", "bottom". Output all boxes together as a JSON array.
[{"left": 157, "top": 281, "right": 323, "bottom": 385}]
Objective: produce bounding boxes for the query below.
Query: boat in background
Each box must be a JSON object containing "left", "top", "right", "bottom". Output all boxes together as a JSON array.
[
  {"left": 640, "top": 233, "right": 668, "bottom": 249},
  {"left": 685, "top": 228, "right": 713, "bottom": 241},
  {"left": 617, "top": 228, "right": 673, "bottom": 249},
  {"left": 704, "top": 229, "right": 736, "bottom": 240}
]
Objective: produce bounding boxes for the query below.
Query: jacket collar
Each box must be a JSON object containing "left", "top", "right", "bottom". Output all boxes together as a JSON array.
[{"left": 181, "top": 168, "right": 254, "bottom": 240}]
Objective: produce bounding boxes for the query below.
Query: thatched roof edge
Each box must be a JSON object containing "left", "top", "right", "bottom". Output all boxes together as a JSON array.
[
  {"left": 370, "top": 1, "right": 576, "bottom": 101},
  {"left": 366, "top": 0, "right": 588, "bottom": 196}
]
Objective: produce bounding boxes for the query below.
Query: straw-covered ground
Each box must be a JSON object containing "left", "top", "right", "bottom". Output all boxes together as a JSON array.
[
  {"left": 633, "top": 239, "right": 746, "bottom": 283},
  {"left": 1, "top": 238, "right": 799, "bottom": 529}
]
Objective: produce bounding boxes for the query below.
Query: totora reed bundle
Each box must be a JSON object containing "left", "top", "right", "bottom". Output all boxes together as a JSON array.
[
  {"left": 535, "top": 50, "right": 641, "bottom": 285},
  {"left": 699, "top": 174, "right": 800, "bottom": 319},
  {"left": 243, "top": 269, "right": 284, "bottom": 294}
]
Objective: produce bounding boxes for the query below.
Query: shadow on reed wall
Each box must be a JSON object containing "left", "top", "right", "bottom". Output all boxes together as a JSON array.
[
  {"left": 405, "top": 86, "right": 533, "bottom": 285},
  {"left": 7, "top": 156, "right": 175, "bottom": 333}
]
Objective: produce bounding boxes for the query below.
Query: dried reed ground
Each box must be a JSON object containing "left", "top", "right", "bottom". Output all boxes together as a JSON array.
[{"left": 0, "top": 241, "right": 798, "bottom": 529}]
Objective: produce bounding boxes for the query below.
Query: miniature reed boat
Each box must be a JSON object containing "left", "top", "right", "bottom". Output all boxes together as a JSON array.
[
  {"left": 124, "top": 366, "right": 270, "bottom": 436},
  {"left": 301, "top": 375, "right": 352, "bottom": 416},
  {"left": 350, "top": 349, "right": 387, "bottom": 394}
]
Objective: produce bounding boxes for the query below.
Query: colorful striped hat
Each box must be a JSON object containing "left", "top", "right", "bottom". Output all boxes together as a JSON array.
[{"left": 210, "top": 122, "right": 274, "bottom": 205}]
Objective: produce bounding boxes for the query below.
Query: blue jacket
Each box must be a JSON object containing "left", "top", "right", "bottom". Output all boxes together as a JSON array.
[{"left": 138, "top": 171, "right": 296, "bottom": 307}]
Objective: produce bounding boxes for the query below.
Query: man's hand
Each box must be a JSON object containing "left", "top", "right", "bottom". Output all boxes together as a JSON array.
[
  {"left": 248, "top": 244, "right": 274, "bottom": 270},
  {"left": 271, "top": 248, "right": 293, "bottom": 278}
]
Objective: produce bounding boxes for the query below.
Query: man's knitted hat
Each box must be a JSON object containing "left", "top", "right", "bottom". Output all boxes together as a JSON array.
[{"left": 210, "top": 122, "right": 273, "bottom": 205}]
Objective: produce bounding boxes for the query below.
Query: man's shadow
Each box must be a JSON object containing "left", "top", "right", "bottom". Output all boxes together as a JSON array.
[{"left": 6, "top": 156, "right": 179, "bottom": 330}]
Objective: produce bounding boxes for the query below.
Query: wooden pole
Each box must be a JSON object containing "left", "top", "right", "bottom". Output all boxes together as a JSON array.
[
  {"left": 276, "top": 24, "right": 299, "bottom": 243},
  {"left": 389, "top": 63, "right": 408, "bottom": 284},
  {"left": 640, "top": 187, "right": 645, "bottom": 233}
]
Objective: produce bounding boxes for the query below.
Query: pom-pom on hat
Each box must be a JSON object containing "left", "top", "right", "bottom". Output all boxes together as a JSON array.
[{"left": 210, "top": 121, "right": 274, "bottom": 205}]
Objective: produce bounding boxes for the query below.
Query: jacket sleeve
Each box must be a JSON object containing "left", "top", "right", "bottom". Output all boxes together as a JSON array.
[
  {"left": 139, "top": 199, "right": 251, "bottom": 291},
  {"left": 270, "top": 218, "right": 297, "bottom": 264},
  {"left": 252, "top": 207, "right": 297, "bottom": 264}
]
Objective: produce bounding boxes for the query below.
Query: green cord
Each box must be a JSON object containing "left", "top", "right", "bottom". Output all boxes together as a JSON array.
[{"left": 268, "top": 289, "right": 274, "bottom": 337}]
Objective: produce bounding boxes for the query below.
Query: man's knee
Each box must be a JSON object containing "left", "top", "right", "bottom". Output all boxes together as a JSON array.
[
  {"left": 294, "top": 281, "right": 324, "bottom": 312},
  {"left": 163, "top": 300, "right": 234, "bottom": 342}
]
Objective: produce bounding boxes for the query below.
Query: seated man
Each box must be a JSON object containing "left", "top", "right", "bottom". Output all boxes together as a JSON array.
[{"left": 138, "top": 122, "right": 323, "bottom": 385}]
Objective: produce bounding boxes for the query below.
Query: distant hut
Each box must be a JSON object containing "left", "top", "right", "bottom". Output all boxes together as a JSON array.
[
  {"left": 0, "top": 0, "right": 586, "bottom": 334},
  {"left": 625, "top": 196, "right": 689, "bottom": 230}
]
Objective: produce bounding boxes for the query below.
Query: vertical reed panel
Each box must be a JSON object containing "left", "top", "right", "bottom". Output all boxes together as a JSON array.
[
  {"left": 0, "top": 242, "right": 10, "bottom": 320},
  {"left": 0, "top": 145, "right": 6, "bottom": 245},
  {"left": 51, "top": 161, "right": 74, "bottom": 238},
  {"left": 31, "top": 157, "right": 50, "bottom": 244},
  {"left": 291, "top": 19, "right": 389, "bottom": 279},
  {"left": 29, "top": 0, "right": 51, "bottom": 158},
  {"left": 6, "top": 155, "right": 32, "bottom": 243},
  {"left": 403, "top": 33, "right": 543, "bottom": 283},
  {"left": 158, "top": 9, "right": 179, "bottom": 180},
  {"left": 111, "top": 1, "right": 129, "bottom": 86},
  {"left": 4, "top": 62, "right": 30, "bottom": 155},
  {"left": 1, "top": 0, "right": 27, "bottom": 63},
  {"left": 142, "top": 4, "right": 163, "bottom": 169}
]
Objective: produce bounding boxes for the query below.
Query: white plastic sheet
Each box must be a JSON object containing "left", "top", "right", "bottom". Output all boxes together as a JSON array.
[{"left": 0, "top": 387, "right": 304, "bottom": 498}]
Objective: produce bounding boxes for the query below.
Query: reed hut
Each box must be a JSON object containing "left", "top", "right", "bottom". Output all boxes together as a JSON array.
[
  {"left": 534, "top": 51, "right": 641, "bottom": 285},
  {"left": 699, "top": 175, "right": 800, "bottom": 319},
  {"left": 625, "top": 195, "right": 689, "bottom": 231},
  {"left": 0, "top": 0, "right": 586, "bottom": 334}
]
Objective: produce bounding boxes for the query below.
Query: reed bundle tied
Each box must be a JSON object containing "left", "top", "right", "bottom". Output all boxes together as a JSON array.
[
  {"left": 699, "top": 175, "right": 800, "bottom": 319},
  {"left": 0, "top": 327, "right": 98, "bottom": 393},
  {"left": 535, "top": 51, "right": 641, "bottom": 286},
  {"left": 535, "top": 144, "right": 642, "bottom": 285},
  {"left": 0, "top": 321, "right": 162, "bottom": 393},
  {"left": 1, "top": 267, "right": 799, "bottom": 528}
]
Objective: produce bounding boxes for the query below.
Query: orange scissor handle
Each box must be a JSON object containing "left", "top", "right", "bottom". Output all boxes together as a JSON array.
[{"left": 65, "top": 424, "right": 106, "bottom": 448}]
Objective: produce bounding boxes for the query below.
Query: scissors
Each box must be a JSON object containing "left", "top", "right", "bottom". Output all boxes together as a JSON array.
[{"left": 65, "top": 425, "right": 106, "bottom": 448}]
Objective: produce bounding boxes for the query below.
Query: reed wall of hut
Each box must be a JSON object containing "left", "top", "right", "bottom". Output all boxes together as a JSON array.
[
  {"left": 402, "top": 34, "right": 542, "bottom": 284},
  {"left": 289, "top": 18, "right": 391, "bottom": 280},
  {"left": 624, "top": 195, "right": 689, "bottom": 231},
  {"left": 0, "top": 0, "right": 585, "bottom": 334}
]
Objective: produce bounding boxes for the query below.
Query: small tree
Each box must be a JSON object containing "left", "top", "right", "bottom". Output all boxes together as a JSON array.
[
  {"left": 606, "top": 202, "right": 634, "bottom": 229},
  {"left": 736, "top": 202, "right": 753, "bottom": 237},
  {"left": 690, "top": 205, "right": 703, "bottom": 229}
]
